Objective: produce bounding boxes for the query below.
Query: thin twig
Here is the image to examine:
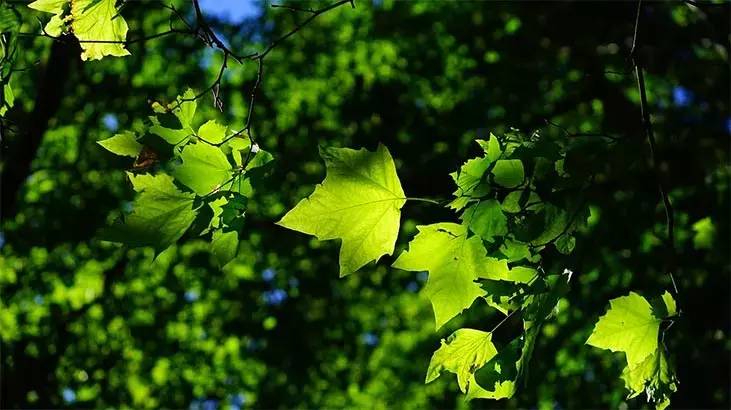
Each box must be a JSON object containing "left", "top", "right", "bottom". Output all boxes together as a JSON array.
[{"left": 630, "top": 0, "right": 679, "bottom": 296}]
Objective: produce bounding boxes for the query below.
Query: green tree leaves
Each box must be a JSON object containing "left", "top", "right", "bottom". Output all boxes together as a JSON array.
[
  {"left": 277, "top": 144, "right": 406, "bottom": 276},
  {"left": 276, "top": 132, "right": 615, "bottom": 402},
  {"left": 622, "top": 350, "right": 677, "bottom": 410},
  {"left": 425, "top": 328, "right": 497, "bottom": 393},
  {"left": 586, "top": 292, "right": 661, "bottom": 365},
  {"left": 101, "top": 173, "right": 196, "bottom": 251},
  {"left": 96, "top": 114, "right": 683, "bottom": 407},
  {"left": 28, "top": 0, "right": 130, "bottom": 60},
  {"left": 99, "top": 89, "right": 269, "bottom": 266},
  {"left": 174, "top": 143, "right": 233, "bottom": 196},
  {"left": 587, "top": 291, "right": 678, "bottom": 409},
  {"left": 460, "top": 199, "right": 507, "bottom": 242},
  {"left": 392, "top": 223, "right": 487, "bottom": 330},
  {"left": 492, "top": 159, "right": 524, "bottom": 188},
  {"left": 71, "top": 0, "right": 130, "bottom": 60},
  {"left": 97, "top": 131, "right": 142, "bottom": 157}
]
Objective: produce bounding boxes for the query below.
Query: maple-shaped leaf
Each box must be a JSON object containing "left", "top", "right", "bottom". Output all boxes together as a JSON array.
[
  {"left": 71, "top": 0, "right": 130, "bottom": 60},
  {"left": 586, "top": 292, "right": 661, "bottom": 366},
  {"left": 426, "top": 328, "right": 497, "bottom": 393},
  {"left": 392, "top": 223, "right": 487, "bottom": 329},
  {"left": 277, "top": 144, "right": 406, "bottom": 276},
  {"left": 589, "top": 291, "right": 678, "bottom": 409},
  {"left": 101, "top": 173, "right": 197, "bottom": 251},
  {"left": 30, "top": 0, "right": 131, "bottom": 60}
]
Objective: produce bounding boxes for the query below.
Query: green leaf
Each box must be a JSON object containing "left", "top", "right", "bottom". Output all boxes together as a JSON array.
[
  {"left": 469, "top": 336, "right": 522, "bottom": 400},
  {"left": 461, "top": 199, "right": 507, "bottom": 242},
  {"left": 392, "top": 223, "right": 487, "bottom": 329},
  {"left": 1, "top": 82, "right": 14, "bottom": 116},
  {"left": 491, "top": 159, "right": 524, "bottom": 188},
  {"left": 173, "top": 143, "right": 233, "bottom": 196},
  {"left": 589, "top": 291, "right": 678, "bottom": 409},
  {"left": 691, "top": 216, "right": 715, "bottom": 250},
  {"left": 586, "top": 292, "right": 661, "bottom": 365},
  {"left": 554, "top": 234, "right": 575, "bottom": 254},
  {"left": 499, "top": 239, "right": 536, "bottom": 263},
  {"left": 208, "top": 197, "right": 228, "bottom": 230},
  {"left": 175, "top": 89, "right": 197, "bottom": 129},
  {"left": 71, "top": 0, "right": 130, "bottom": 60},
  {"left": 97, "top": 131, "right": 142, "bottom": 157},
  {"left": 471, "top": 274, "right": 568, "bottom": 401},
  {"left": 649, "top": 290, "right": 678, "bottom": 320},
  {"left": 220, "top": 196, "right": 247, "bottom": 231},
  {"left": 29, "top": 0, "right": 131, "bottom": 50},
  {"left": 479, "top": 133, "right": 502, "bottom": 163},
  {"left": 660, "top": 291, "right": 677, "bottom": 317},
  {"left": 448, "top": 156, "right": 491, "bottom": 210},
  {"left": 621, "top": 349, "right": 677, "bottom": 410},
  {"left": 425, "top": 328, "right": 497, "bottom": 393},
  {"left": 211, "top": 230, "right": 239, "bottom": 267},
  {"left": 197, "top": 120, "right": 227, "bottom": 144},
  {"left": 28, "top": 0, "right": 68, "bottom": 37},
  {"left": 277, "top": 144, "right": 406, "bottom": 276},
  {"left": 479, "top": 279, "right": 521, "bottom": 315},
  {"left": 149, "top": 123, "right": 190, "bottom": 145},
  {"left": 501, "top": 190, "right": 541, "bottom": 213},
  {"left": 101, "top": 173, "right": 197, "bottom": 251},
  {"left": 28, "top": 0, "right": 66, "bottom": 13},
  {"left": 530, "top": 204, "right": 569, "bottom": 245}
]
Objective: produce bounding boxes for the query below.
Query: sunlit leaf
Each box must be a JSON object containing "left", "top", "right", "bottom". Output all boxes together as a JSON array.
[
  {"left": 393, "top": 223, "right": 487, "bottom": 329},
  {"left": 278, "top": 144, "right": 405, "bottom": 276}
]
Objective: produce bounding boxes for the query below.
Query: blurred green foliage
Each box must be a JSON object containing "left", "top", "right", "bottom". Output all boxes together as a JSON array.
[{"left": 1, "top": 0, "right": 729, "bottom": 409}]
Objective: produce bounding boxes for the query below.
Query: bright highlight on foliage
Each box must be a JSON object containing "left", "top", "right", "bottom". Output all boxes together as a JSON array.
[
  {"left": 392, "top": 223, "right": 488, "bottom": 330},
  {"left": 98, "top": 89, "right": 273, "bottom": 267},
  {"left": 278, "top": 129, "right": 652, "bottom": 404},
  {"left": 587, "top": 291, "right": 678, "bottom": 409},
  {"left": 425, "top": 328, "right": 497, "bottom": 392},
  {"left": 277, "top": 144, "right": 406, "bottom": 276},
  {"left": 28, "top": 0, "right": 130, "bottom": 60}
]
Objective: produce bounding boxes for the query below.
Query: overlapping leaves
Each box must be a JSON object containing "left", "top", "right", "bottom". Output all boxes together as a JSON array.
[
  {"left": 99, "top": 89, "right": 273, "bottom": 267},
  {"left": 0, "top": 2, "right": 20, "bottom": 116},
  {"left": 28, "top": 0, "right": 130, "bottom": 60},
  {"left": 277, "top": 130, "right": 678, "bottom": 405},
  {"left": 587, "top": 291, "right": 678, "bottom": 409}
]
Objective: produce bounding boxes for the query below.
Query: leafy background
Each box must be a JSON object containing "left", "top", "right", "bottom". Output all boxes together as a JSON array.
[{"left": 1, "top": 0, "right": 729, "bottom": 409}]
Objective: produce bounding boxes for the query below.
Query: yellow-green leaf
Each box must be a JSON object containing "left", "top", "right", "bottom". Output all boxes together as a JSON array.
[
  {"left": 425, "top": 328, "right": 497, "bottom": 393},
  {"left": 277, "top": 144, "right": 406, "bottom": 276},
  {"left": 173, "top": 143, "right": 233, "bottom": 196},
  {"left": 586, "top": 292, "right": 661, "bottom": 365},
  {"left": 71, "top": 0, "right": 130, "bottom": 60},
  {"left": 393, "top": 223, "right": 487, "bottom": 329},
  {"left": 97, "top": 131, "right": 142, "bottom": 157}
]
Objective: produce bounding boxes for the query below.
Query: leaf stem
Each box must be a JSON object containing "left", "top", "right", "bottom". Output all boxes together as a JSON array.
[
  {"left": 404, "top": 197, "right": 442, "bottom": 206},
  {"left": 490, "top": 308, "right": 518, "bottom": 334}
]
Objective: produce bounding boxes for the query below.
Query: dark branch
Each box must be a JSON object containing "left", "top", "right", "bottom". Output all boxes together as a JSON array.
[{"left": 630, "top": 0, "right": 679, "bottom": 296}]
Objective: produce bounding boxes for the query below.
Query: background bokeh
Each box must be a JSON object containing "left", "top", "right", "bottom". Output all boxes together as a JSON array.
[{"left": 1, "top": 1, "right": 729, "bottom": 409}]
